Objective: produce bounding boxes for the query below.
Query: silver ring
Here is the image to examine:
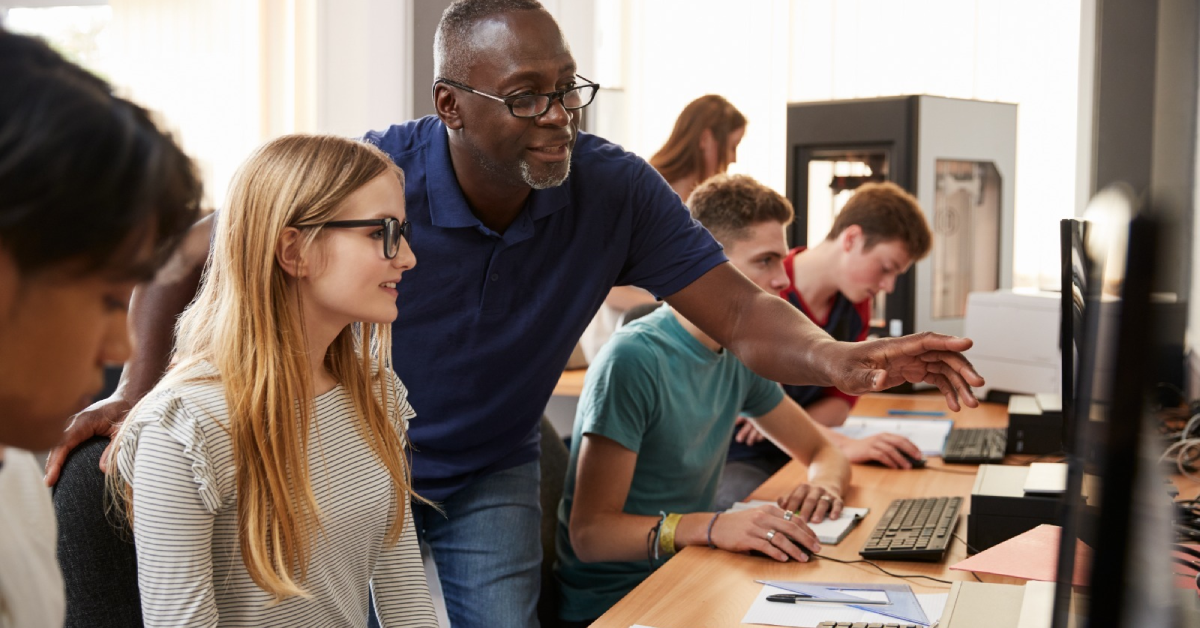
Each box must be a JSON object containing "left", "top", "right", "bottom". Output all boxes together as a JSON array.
[
  {"left": 766, "top": 529, "right": 777, "bottom": 542},
  {"left": 783, "top": 510, "right": 794, "bottom": 521},
  {"left": 819, "top": 495, "right": 833, "bottom": 502}
]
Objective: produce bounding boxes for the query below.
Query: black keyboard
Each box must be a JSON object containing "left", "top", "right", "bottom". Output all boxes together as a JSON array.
[
  {"left": 941, "top": 427, "right": 1006, "bottom": 464},
  {"left": 860, "top": 496, "right": 962, "bottom": 561},
  {"left": 817, "top": 622, "right": 920, "bottom": 628}
]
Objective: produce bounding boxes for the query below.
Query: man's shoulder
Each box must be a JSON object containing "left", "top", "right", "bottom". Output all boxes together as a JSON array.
[
  {"left": 362, "top": 116, "right": 443, "bottom": 161},
  {"left": 571, "top": 131, "right": 657, "bottom": 183}
]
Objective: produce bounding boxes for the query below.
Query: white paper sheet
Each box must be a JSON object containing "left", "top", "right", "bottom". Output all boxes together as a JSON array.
[
  {"left": 832, "top": 416, "right": 953, "bottom": 456},
  {"left": 740, "top": 584, "right": 949, "bottom": 628}
]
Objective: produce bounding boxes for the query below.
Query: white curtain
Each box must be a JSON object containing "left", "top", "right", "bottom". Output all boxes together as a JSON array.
[{"left": 107, "top": 0, "right": 318, "bottom": 208}]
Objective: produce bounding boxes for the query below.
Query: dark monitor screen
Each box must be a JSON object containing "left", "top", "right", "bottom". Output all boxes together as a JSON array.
[
  {"left": 1059, "top": 218, "right": 1087, "bottom": 455},
  {"left": 1051, "top": 186, "right": 1178, "bottom": 627}
]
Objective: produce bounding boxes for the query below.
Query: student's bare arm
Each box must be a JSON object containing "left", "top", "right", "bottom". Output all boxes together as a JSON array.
[
  {"left": 569, "top": 434, "right": 816, "bottom": 563},
  {"left": 805, "top": 396, "right": 852, "bottom": 427},
  {"left": 665, "top": 263, "right": 984, "bottom": 410},
  {"left": 44, "top": 214, "right": 212, "bottom": 485},
  {"left": 750, "top": 397, "right": 850, "bottom": 522}
]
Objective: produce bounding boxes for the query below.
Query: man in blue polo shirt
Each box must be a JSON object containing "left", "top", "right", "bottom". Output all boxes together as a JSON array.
[{"left": 48, "top": 1, "right": 985, "bottom": 626}]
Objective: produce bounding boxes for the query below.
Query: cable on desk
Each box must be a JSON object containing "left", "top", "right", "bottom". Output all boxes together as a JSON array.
[
  {"left": 951, "top": 532, "right": 984, "bottom": 582},
  {"left": 812, "top": 553, "right": 955, "bottom": 587}
]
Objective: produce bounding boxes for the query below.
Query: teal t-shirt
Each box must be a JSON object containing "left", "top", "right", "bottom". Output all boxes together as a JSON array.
[{"left": 554, "top": 306, "right": 785, "bottom": 621}]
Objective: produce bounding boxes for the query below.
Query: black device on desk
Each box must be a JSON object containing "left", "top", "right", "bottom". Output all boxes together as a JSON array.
[
  {"left": 859, "top": 496, "right": 962, "bottom": 561},
  {"left": 941, "top": 427, "right": 1007, "bottom": 464}
]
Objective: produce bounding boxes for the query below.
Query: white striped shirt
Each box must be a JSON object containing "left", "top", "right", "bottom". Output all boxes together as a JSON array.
[{"left": 117, "top": 371, "right": 437, "bottom": 628}]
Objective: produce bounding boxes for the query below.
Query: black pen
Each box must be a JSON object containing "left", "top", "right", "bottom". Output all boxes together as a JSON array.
[{"left": 765, "top": 593, "right": 888, "bottom": 605}]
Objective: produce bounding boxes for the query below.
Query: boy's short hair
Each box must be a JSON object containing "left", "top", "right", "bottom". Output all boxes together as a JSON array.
[
  {"left": 689, "top": 174, "right": 794, "bottom": 247},
  {"left": 826, "top": 181, "right": 932, "bottom": 260}
]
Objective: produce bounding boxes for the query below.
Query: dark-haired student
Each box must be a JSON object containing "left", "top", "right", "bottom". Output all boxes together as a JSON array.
[
  {"left": 555, "top": 175, "right": 850, "bottom": 626},
  {"left": 0, "top": 27, "right": 200, "bottom": 628}
]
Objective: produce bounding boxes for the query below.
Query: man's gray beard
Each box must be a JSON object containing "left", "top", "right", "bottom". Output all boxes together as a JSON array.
[{"left": 520, "top": 157, "right": 571, "bottom": 190}]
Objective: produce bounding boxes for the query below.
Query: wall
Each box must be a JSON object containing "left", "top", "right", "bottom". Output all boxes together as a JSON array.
[{"left": 316, "top": 0, "right": 412, "bottom": 137}]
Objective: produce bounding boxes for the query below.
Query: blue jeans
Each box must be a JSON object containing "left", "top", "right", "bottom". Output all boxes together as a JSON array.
[{"left": 413, "top": 461, "right": 542, "bottom": 628}]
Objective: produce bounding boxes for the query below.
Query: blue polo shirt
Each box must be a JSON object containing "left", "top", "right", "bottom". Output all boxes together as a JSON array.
[{"left": 364, "top": 117, "right": 727, "bottom": 501}]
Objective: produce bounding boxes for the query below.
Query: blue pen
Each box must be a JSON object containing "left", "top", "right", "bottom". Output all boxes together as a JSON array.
[{"left": 887, "top": 409, "right": 946, "bottom": 417}]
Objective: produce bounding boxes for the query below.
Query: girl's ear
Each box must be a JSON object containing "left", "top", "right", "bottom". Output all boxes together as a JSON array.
[{"left": 276, "top": 227, "right": 307, "bottom": 278}]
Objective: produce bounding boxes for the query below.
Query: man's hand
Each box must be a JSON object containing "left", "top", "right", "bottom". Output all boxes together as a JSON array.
[
  {"left": 733, "top": 416, "right": 767, "bottom": 446},
  {"left": 44, "top": 395, "right": 131, "bottom": 486},
  {"left": 841, "top": 432, "right": 923, "bottom": 469},
  {"left": 778, "top": 483, "right": 843, "bottom": 523},
  {"left": 834, "top": 333, "right": 985, "bottom": 411}
]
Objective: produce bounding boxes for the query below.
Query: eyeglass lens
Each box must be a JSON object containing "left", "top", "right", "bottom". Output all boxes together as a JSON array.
[
  {"left": 511, "top": 84, "right": 597, "bottom": 117},
  {"left": 384, "top": 219, "right": 413, "bottom": 259}
]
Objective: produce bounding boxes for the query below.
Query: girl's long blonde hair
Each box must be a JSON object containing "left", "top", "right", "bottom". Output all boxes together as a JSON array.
[{"left": 108, "top": 134, "right": 417, "bottom": 601}]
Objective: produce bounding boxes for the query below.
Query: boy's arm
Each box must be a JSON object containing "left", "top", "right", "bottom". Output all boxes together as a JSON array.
[
  {"left": 750, "top": 396, "right": 850, "bottom": 522},
  {"left": 569, "top": 433, "right": 817, "bottom": 563},
  {"left": 805, "top": 396, "right": 852, "bottom": 427},
  {"left": 742, "top": 395, "right": 923, "bottom": 469}
]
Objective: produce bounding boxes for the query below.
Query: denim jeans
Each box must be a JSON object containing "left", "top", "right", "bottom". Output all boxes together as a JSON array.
[
  {"left": 410, "top": 460, "right": 542, "bottom": 628},
  {"left": 53, "top": 437, "right": 143, "bottom": 627}
]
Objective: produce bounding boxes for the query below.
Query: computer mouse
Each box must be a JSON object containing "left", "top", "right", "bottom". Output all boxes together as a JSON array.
[
  {"left": 866, "top": 452, "right": 925, "bottom": 469},
  {"left": 750, "top": 542, "right": 813, "bottom": 560}
]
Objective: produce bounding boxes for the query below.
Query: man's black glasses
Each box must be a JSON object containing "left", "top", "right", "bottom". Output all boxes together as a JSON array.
[
  {"left": 434, "top": 76, "right": 599, "bottom": 118},
  {"left": 304, "top": 217, "right": 411, "bottom": 259}
]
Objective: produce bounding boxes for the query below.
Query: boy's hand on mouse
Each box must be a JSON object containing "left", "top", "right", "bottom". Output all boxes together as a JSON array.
[
  {"left": 779, "top": 483, "right": 843, "bottom": 523},
  {"left": 840, "top": 433, "right": 923, "bottom": 469},
  {"left": 710, "top": 504, "right": 818, "bottom": 562}
]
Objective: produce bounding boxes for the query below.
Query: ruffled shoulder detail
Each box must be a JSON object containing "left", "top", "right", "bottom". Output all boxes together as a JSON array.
[
  {"left": 388, "top": 373, "right": 417, "bottom": 438},
  {"left": 116, "top": 384, "right": 226, "bottom": 514}
]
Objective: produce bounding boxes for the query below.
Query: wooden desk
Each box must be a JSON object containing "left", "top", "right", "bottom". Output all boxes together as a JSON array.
[
  {"left": 554, "top": 368, "right": 588, "bottom": 397},
  {"left": 592, "top": 394, "right": 1018, "bottom": 628}
]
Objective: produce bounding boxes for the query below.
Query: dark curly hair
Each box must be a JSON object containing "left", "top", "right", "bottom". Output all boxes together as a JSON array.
[{"left": 0, "top": 28, "right": 201, "bottom": 280}]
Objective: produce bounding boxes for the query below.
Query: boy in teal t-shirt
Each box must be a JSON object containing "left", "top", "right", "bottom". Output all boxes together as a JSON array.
[{"left": 554, "top": 175, "right": 852, "bottom": 625}]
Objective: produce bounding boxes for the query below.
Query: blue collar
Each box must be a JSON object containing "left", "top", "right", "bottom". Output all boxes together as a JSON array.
[{"left": 425, "top": 127, "right": 572, "bottom": 245}]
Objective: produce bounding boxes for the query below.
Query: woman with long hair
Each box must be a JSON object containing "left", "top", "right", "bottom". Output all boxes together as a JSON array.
[
  {"left": 581, "top": 94, "right": 747, "bottom": 360},
  {"left": 649, "top": 94, "right": 747, "bottom": 202},
  {"left": 106, "top": 135, "right": 437, "bottom": 627},
  {"left": 0, "top": 28, "right": 200, "bottom": 628}
]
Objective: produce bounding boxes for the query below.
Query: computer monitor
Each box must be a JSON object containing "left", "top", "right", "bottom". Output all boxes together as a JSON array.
[
  {"left": 1059, "top": 218, "right": 1088, "bottom": 454},
  {"left": 1050, "top": 185, "right": 1179, "bottom": 627}
]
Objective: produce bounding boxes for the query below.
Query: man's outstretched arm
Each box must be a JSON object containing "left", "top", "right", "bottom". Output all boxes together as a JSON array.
[
  {"left": 45, "top": 214, "right": 213, "bottom": 485},
  {"left": 665, "top": 263, "right": 984, "bottom": 410}
]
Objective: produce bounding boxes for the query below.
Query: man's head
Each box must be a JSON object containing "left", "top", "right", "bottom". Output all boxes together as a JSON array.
[
  {"left": 433, "top": 0, "right": 582, "bottom": 192},
  {"left": 689, "top": 174, "right": 794, "bottom": 294},
  {"left": 823, "top": 181, "right": 932, "bottom": 302}
]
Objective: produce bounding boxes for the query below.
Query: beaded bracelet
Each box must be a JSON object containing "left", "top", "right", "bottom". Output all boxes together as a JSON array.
[
  {"left": 706, "top": 511, "right": 723, "bottom": 549},
  {"left": 646, "top": 515, "right": 665, "bottom": 572}
]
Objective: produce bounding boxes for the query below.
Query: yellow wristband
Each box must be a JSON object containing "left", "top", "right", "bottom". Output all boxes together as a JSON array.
[{"left": 659, "top": 513, "right": 683, "bottom": 556}]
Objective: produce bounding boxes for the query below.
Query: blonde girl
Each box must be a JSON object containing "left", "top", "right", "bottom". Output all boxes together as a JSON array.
[{"left": 107, "top": 135, "right": 437, "bottom": 627}]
